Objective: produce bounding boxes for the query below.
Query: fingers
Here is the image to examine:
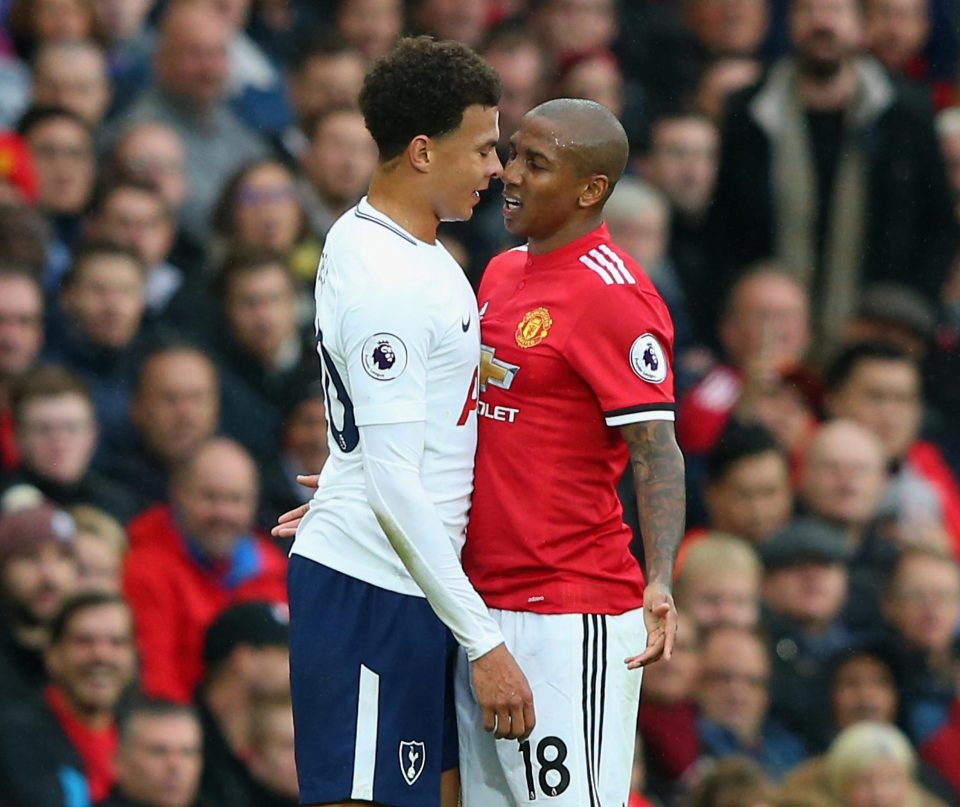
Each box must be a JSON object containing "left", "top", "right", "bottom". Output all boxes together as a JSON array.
[
  {"left": 520, "top": 698, "right": 536, "bottom": 742},
  {"left": 482, "top": 706, "right": 496, "bottom": 734},
  {"left": 661, "top": 606, "right": 678, "bottom": 662},
  {"left": 270, "top": 504, "right": 310, "bottom": 538},
  {"left": 624, "top": 631, "right": 666, "bottom": 670},
  {"left": 495, "top": 707, "right": 513, "bottom": 740},
  {"left": 296, "top": 474, "right": 321, "bottom": 489},
  {"left": 278, "top": 503, "right": 310, "bottom": 524}
]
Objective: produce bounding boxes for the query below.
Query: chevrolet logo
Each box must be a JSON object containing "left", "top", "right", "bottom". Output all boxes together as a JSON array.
[{"left": 479, "top": 345, "right": 519, "bottom": 391}]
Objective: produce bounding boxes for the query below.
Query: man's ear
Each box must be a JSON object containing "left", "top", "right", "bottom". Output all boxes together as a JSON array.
[
  {"left": 579, "top": 174, "right": 609, "bottom": 209},
  {"left": 407, "top": 135, "right": 433, "bottom": 174}
]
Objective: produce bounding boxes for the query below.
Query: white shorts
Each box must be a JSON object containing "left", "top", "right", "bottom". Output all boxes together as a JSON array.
[{"left": 456, "top": 608, "right": 645, "bottom": 806}]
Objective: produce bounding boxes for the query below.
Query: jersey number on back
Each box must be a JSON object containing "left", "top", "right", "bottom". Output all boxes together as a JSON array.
[{"left": 318, "top": 331, "right": 359, "bottom": 453}]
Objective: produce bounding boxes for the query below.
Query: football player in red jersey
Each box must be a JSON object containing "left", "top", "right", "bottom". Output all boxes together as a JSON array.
[
  {"left": 276, "top": 97, "right": 684, "bottom": 806},
  {"left": 454, "top": 98, "right": 685, "bottom": 806}
]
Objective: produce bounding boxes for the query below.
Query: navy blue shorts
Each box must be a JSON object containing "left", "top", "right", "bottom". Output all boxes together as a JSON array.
[{"left": 288, "top": 554, "right": 459, "bottom": 806}]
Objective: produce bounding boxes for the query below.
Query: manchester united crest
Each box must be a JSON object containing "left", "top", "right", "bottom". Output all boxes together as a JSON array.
[{"left": 515, "top": 307, "right": 553, "bottom": 348}]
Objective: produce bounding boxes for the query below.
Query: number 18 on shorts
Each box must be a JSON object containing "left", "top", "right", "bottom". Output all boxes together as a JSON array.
[{"left": 456, "top": 608, "right": 645, "bottom": 806}]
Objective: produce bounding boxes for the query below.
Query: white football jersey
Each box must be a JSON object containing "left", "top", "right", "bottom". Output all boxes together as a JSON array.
[{"left": 291, "top": 197, "right": 480, "bottom": 597}]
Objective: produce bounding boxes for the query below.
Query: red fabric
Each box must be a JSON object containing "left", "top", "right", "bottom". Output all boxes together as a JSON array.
[
  {"left": 630, "top": 795, "right": 657, "bottom": 807},
  {"left": 0, "top": 133, "right": 38, "bottom": 204},
  {"left": 466, "top": 225, "right": 675, "bottom": 614},
  {"left": 123, "top": 505, "right": 288, "bottom": 702},
  {"left": 637, "top": 700, "right": 700, "bottom": 781},
  {"left": 919, "top": 698, "right": 960, "bottom": 793},
  {"left": 907, "top": 441, "right": 960, "bottom": 559},
  {"left": 676, "top": 365, "right": 741, "bottom": 454},
  {"left": 0, "top": 405, "right": 19, "bottom": 471},
  {"left": 44, "top": 685, "right": 118, "bottom": 802}
]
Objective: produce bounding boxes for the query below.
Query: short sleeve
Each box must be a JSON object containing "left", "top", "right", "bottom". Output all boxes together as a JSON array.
[
  {"left": 562, "top": 286, "right": 676, "bottom": 427},
  {"left": 337, "top": 284, "right": 436, "bottom": 428}
]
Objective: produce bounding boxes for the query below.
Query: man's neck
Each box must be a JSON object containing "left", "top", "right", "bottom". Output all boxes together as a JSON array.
[
  {"left": 528, "top": 212, "right": 604, "bottom": 256},
  {"left": 796, "top": 61, "right": 859, "bottom": 111},
  {"left": 367, "top": 172, "right": 438, "bottom": 244}
]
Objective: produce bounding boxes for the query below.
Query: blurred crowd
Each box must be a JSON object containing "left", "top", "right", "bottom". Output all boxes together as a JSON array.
[{"left": 0, "top": 0, "right": 959, "bottom": 806}]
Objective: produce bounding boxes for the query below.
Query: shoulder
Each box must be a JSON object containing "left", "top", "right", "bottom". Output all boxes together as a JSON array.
[{"left": 572, "top": 243, "right": 672, "bottom": 323}]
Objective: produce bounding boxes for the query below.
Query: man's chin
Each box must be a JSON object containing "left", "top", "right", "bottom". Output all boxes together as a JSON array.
[{"left": 797, "top": 53, "right": 844, "bottom": 80}]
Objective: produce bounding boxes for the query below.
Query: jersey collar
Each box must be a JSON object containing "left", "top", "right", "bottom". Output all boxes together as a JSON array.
[
  {"left": 355, "top": 196, "right": 421, "bottom": 246},
  {"left": 524, "top": 223, "right": 612, "bottom": 269}
]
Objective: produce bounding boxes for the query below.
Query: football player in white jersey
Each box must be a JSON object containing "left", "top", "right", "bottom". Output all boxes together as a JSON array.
[{"left": 285, "top": 37, "right": 534, "bottom": 807}]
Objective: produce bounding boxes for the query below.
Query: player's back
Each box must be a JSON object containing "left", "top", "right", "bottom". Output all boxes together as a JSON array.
[{"left": 291, "top": 198, "right": 481, "bottom": 596}]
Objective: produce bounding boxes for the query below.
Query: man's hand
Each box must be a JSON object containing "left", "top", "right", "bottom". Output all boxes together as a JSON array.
[
  {"left": 471, "top": 643, "right": 536, "bottom": 741},
  {"left": 624, "top": 580, "right": 677, "bottom": 669},
  {"left": 270, "top": 474, "right": 321, "bottom": 539}
]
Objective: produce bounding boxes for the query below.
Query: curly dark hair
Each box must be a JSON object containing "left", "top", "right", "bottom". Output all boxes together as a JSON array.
[{"left": 360, "top": 36, "right": 501, "bottom": 162}]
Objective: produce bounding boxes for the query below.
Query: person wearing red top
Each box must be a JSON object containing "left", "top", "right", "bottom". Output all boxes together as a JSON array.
[
  {"left": 0, "top": 591, "right": 135, "bottom": 807},
  {"left": 124, "top": 438, "right": 288, "bottom": 703},
  {"left": 457, "top": 99, "right": 685, "bottom": 807},
  {"left": 675, "top": 267, "right": 812, "bottom": 456}
]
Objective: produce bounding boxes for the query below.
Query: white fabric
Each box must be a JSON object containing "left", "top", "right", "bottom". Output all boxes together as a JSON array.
[
  {"left": 291, "top": 198, "right": 501, "bottom": 659},
  {"left": 457, "top": 608, "right": 646, "bottom": 806}
]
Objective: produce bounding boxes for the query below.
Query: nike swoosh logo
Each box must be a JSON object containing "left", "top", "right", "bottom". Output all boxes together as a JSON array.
[{"left": 461, "top": 316, "right": 470, "bottom": 332}]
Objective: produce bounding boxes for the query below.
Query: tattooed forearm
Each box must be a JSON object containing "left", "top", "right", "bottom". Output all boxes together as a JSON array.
[{"left": 619, "top": 420, "right": 686, "bottom": 585}]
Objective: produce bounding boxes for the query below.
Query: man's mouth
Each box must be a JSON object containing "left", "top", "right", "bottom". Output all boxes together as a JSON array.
[{"left": 503, "top": 195, "right": 522, "bottom": 210}]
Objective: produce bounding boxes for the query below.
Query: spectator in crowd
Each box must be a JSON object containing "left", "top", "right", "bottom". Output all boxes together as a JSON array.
[
  {"left": 85, "top": 176, "right": 203, "bottom": 334},
  {"left": 819, "top": 722, "right": 949, "bottom": 807},
  {"left": 124, "top": 438, "right": 287, "bottom": 702},
  {"left": 106, "top": 122, "right": 207, "bottom": 276},
  {"left": 333, "top": 0, "right": 404, "bottom": 64},
  {"left": 604, "top": 177, "right": 700, "bottom": 393},
  {"left": 98, "top": 345, "right": 220, "bottom": 514},
  {"left": 637, "top": 611, "right": 702, "bottom": 803},
  {"left": 258, "top": 383, "right": 328, "bottom": 535},
  {"left": 677, "top": 266, "right": 813, "bottom": 456},
  {"left": 108, "top": 0, "right": 267, "bottom": 243},
  {"left": 864, "top": 0, "right": 930, "bottom": 78},
  {"left": 695, "top": 56, "right": 763, "bottom": 120},
  {"left": 298, "top": 106, "right": 377, "bottom": 241},
  {"left": 196, "top": 600, "right": 290, "bottom": 807},
  {"left": 675, "top": 533, "right": 763, "bottom": 629},
  {"left": 555, "top": 50, "right": 625, "bottom": 119},
  {"left": 43, "top": 240, "right": 151, "bottom": 447},
  {"left": 7, "top": 0, "right": 104, "bottom": 60},
  {"left": 784, "top": 644, "right": 960, "bottom": 804},
  {"left": 275, "top": 34, "right": 365, "bottom": 164},
  {"left": 759, "top": 518, "right": 858, "bottom": 751},
  {"left": 245, "top": 694, "right": 298, "bottom": 807},
  {"left": 410, "top": 0, "right": 491, "bottom": 48},
  {"left": 210, "top": 160, "right": 320, "bottom": 285},
  {"left": 824, "top": 341, "right": 960, "bottom": 555},
  {"left": 700, "top": 422, "right": 794, "bottom": 546},
  {"left": 842, "top": 282, "right": 937, "bottom": 360},
  {"left": 696, "top": 624, "right": 806, "bottom": 780},
  {"left": 919, "top": 697, "right": 960, "bottom": 797},
  {"left": 6, "top": 365, "right": 136, "bottom": 521},
  {"left": 708, "top": 0, "right": 957, "bottom": 349},
  {"left": 0, "top": 591, "right": 136, "bottom": 806},
  {"left": 689, "top": 756, "right": 774, "bottom": 807},
  {"left": 18, "top": 105, "right": 97, "bottom": 284},
  {"left": 0, "top": 500, "right": 78, "bottom": 701},
  {"left": 31, "top": 40, "right": 112, "bottom": 129},
  {"left": 639, "top": 111, "right": 720, "bottom": 338},
  {"left": 880, "top": 547, "right": 960, "bottom": 747},
  {"left": 798, "top": 419, "right": 896, "bottom": 629},
  {"left": 935, "top": 106, "right": 960, "bottom": 216},
  {"left": 530, "top": 0, "right": 618, "bottom": 64},
  {"left": 69, "top": 504, "right": 127, "bottom": 595},
  {"left": 100, "top": 699, "right": 204, "bottom": 807},
  {"left": 210, "top": 249, "right": 315, "bottom": 463},
  {"left": 0, "top": 265, "right": 45, "bottom": 472}
]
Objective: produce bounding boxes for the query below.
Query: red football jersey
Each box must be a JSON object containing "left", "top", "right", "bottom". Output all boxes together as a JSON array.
[{"left": 463, "top": 225, "right": 676, "bottom": 615}]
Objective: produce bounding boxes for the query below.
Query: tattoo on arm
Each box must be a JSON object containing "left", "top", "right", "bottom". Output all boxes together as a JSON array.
[{"left": 620, "top": 420, "right": 686, "bottom": 586}]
